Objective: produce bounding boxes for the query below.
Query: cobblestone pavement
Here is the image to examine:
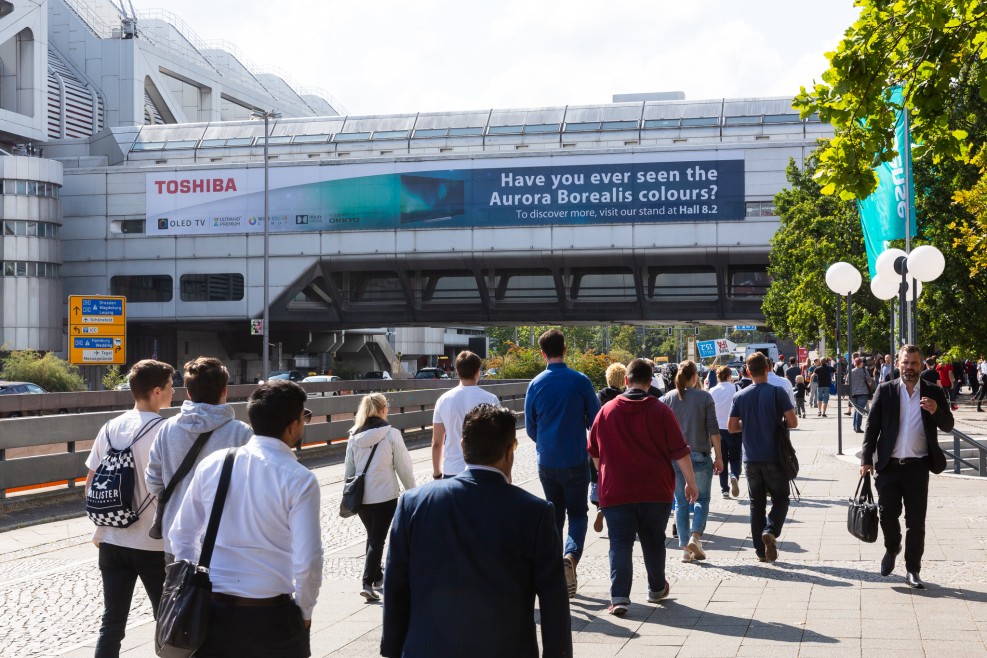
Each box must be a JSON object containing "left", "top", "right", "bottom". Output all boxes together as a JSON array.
[{"left": 4, "top": 408, "right": 987, "bottom": 657}]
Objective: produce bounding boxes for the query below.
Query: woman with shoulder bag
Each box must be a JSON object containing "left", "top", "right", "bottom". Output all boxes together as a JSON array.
[{"left": 344, "top": 393, "right": 416, "bottom": 602}]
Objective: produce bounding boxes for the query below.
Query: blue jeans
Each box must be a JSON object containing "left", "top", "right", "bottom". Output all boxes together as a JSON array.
[
  {"left": 745, "top": 460, "right": 790, "bottom": 557},
  {"left": 851, "top": 394, "right": 869, "bottom": 432},
  {"left": 601, "top": 502, "right": 672, "bottom": 604},
  {"left": 718, "top": 429, "right": 743, "bottom": 492},
  {"left": 538, "top": 462, "right": 590, "bottom": 562},
  {"left": 673, "top": 453, "right": 713, "bottom": 545}
]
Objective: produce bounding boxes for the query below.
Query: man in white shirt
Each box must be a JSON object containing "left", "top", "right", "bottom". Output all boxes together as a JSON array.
[
  {"left": 84, "top": 359, "right": 173, "bottom": 658},
  {"left": 708, "top": 366, "right": 742, "bottom": 499},
  {"left": 170, "top": 380, "right": 323, "bottom": 657},
  {"left": 431, "top": 350, "right": 499, "bottom": 479},
  {"left": 766, "top": 358, "right": 796, "bottom": 407}
]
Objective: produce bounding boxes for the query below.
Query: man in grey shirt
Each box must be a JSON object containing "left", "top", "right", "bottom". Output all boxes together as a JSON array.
[{"left": 146, "top": 356, "right": 252, "bottom": 558}]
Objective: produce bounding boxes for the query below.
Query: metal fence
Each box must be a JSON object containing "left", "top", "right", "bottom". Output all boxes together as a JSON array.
[{"left": 0, "top": 380, "right": 529, "bottom": 501}]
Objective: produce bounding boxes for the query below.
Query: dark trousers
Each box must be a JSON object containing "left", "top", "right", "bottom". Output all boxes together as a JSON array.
[
  {"left": 718, "top": 429, "right": 743, "bottom": 492},
  {"left": 538, "top": 462, "right": 590, "bottom": 562},
  {"left": 357, "top": 498, "right": 398, "bottom": 588},
  {"left": 95, "top": 542, "right": 166, "bottom": 658},
  {"left": 975, "top": 375, "right": 987, "bottom": 404},
  {"left": 601, "top": 502, "right": 672, "bottom": 603},
  {"left": 744, "top": 461, "right": 790, "bottom": 557},
  {"left": 197, "top": 598, "right": 310, "bottom": 658},
  {"left": 875, "top": 460, "right": 930, "bottom": 573}
]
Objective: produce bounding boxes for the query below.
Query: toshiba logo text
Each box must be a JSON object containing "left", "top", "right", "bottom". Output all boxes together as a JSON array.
[{"left": 153, "top": 178, "right": 238, "bottom": 194}]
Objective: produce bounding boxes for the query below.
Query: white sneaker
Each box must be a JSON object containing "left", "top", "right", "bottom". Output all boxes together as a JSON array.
[
  {"left": 730, "top": 476, "right": 740, "bottom": 498},
  {"left": 687, "top": 535, "right": 706, "bottom": 561},
  {"left": 681, "top": 549, "right": 694, "bottom": 563}
]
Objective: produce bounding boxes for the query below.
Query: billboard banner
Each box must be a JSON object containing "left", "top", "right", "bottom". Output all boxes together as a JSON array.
[{"left": 146, "top": 151, "right": 745, "bottom": 236}]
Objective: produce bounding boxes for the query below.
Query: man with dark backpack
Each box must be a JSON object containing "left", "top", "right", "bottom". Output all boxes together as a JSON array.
[
  {"left": 728, "top": 352, "right": 798, "bottom": 563},
  {"left": 146, "top": 356, "right": 252, "bottom": 561},
  {"left": 84, "top": 359, "right": 174, "bottom": 657}
]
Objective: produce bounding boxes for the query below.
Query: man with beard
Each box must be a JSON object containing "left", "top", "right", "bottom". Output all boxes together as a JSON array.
[{"left": 861, "top": 345, "right": 953, "bottom": 589}]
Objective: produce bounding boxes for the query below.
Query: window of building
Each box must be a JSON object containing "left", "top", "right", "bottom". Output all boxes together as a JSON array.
[
  {"left": 570, "top": 269, "right": 636, "bottom": 301},
  {"left": 413, "top": 128, "right": 448, "bottom": 138},
  {"left": 372, "top": 130, "right": 410, "bottom": 140},
  {"left": 564, "top": 121, "right": 600, "bottom": 132},
  {"left": 680, "top": 117, "right": 719, "bottom": 127},
  {"left": 763, "top": 113, "right": 802, "bottom": 124},
  {"left": 111, "top": 275, "right": 173, "bottom": 302},
  {"left": 601, "top": 120, "right": 639, "bottom": 131},
  {"left": 487, "top": 125, "right": 524, "bottom": 135},
  {"left": 745, "top": 201, "right": 777, "bottom": 217},
  {"left": 261, "top": 135, "right": 293, "bottom": 145},
  {"left": 0, "top": 260, "right": 59, "bottom": 278},
  {"left": 130, "top": 142, "right": 167, "bottom": 151},
  {"left": 121, "top": 220, "right": 145, "bottom": 234},
  {"left": 180, "top": 273, "right": 244, "bottom": 301},
  {"left": 643, "top": 119, "right": 680, "bottom": 129},
  {"left": 522, "top": 123, "right": 560, "bottom": 134},
  {"left": 724, "top": 116, "right": 761, "bottom": 126},
  {"left": 331, "top": 271, "right": 404, "bottom": 303},
  {"left": 647, "top": 269, "right": 718, "bottom": 301},
  {"left": 292, "top": 134, "right": 332, "bottom": 144},
  {"left": 728, "top": 267, "right": 771, "bottom": 298},
  {"left": 448, "top": 127, "right": 483, "bottom": 136},
  {"left": 420, "top": 271, "right": 480, "bottom": 303},
  {"left": 332, "top": 132, "right": 371, "bottom": 142}
]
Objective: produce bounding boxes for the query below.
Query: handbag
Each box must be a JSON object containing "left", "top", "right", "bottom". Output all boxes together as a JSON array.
[
  {"left": 761, "top": 385, "right": 799, "bottom": 480},
  {"left": 847, "top": 474, "right": 879, "bottom": 543},
  {"left": 339, "top": 441, "right": 381, "bottom": 518},
  {"left": 149, "top": 429, "right": 217, "bottom": 539},
  {"left": 155, "top": 447, "right": 237, "bottom": 658}
]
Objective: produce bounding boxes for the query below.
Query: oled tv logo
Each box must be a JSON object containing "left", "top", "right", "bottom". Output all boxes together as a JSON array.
[{"left": 157, "top": 218, "right": 168, "bottom": 230}]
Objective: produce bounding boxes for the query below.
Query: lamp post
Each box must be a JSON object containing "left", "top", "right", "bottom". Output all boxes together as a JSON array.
[
  {"left": 826, "top": 261, "right": 862, "bottom": 456},
  {"left": 251, "top": 109, "right": 281, "bottom": 383},
  {"left": 875, "top": 245, "right": 944, "bottom": 347}
]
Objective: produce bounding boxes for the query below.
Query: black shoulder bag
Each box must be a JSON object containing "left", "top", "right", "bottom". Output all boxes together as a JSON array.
[
  {"left": 847, "top": 473, "right": 879, "bottom": 543},
  {"left": 339, "top": 441, "right": 381, "bottom": 518},
  {"left": 149, "top": 430, "right": 216, "bottom": 540},
  {"left": 768, "top": 386, "right": 799, "bottom": 481},
  {"left": 155, "top": 447, "right": 237, "bottom": 658}
]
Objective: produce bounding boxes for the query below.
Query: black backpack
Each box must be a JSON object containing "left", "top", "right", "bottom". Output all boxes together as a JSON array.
[{"left": 86, "top": 416, "right": 165, "bottom": 528}]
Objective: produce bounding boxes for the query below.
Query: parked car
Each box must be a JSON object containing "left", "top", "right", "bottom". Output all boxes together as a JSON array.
[
  {"left": 359, "top": 371, "right": 392, "bottom": 380},
  {"left": 301, "top": 375, "right": 341, "bottom": 383},
  {"left": 0, "top": 381, "right": 63, "bottom": 418},
  {"left": 414, "top": 368, "right": 450, "bottom": 380},
  {"left": 267, "top": 370, "right": 302, "bottom": 381}
]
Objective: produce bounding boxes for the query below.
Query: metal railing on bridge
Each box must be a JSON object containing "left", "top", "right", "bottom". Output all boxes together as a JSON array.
[
  {"left": 947, "top": 428, "right": 987, "bottom": 477},
  {"left": 0, "top": 380, "right": 529, "bottom": 502}
]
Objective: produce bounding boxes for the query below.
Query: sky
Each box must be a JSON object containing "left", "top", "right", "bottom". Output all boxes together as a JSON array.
[{"left": 126, "top": 0, "right": 862, "bottom": 117}]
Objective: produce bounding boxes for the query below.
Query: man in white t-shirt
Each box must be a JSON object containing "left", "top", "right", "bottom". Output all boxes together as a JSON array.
[
  {"left": 84, "top": 359, "right": 174, "bottom": 657},
  {"left": 431, "top": 351, "right": 500, "bottom": 479}
]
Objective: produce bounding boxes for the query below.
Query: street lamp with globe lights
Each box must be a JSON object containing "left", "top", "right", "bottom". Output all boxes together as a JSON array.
[
  {"left": 825, "top": 261, "right": 862, "bottom": 456},
  {"left": 875, "top": 245, "right": 944, "bottom": 346}
]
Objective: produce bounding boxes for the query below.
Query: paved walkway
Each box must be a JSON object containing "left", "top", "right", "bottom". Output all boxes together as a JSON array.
[{"left": 2, "top": 404, "right": 987, "bottom": 657}]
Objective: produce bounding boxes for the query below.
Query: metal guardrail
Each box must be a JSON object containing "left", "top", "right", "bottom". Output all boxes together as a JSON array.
[
  {"left": 0, "top": 381, "right": 529, "bottom": 501},
  {"left": 947, "top": 429, "right": 987, "bottom": 477}
]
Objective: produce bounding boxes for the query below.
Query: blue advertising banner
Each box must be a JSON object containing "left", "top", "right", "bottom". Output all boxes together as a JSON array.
[
  {"left": 857, "top": 87, "right": 917, "bottom": 277},
  {"left": 146, "top": 151, "right": 745, "bottom": 236}
]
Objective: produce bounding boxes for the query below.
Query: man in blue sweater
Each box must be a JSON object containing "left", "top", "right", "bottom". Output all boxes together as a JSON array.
[{"left": 525, "top": 328, "right": 601, "bottom": 598}]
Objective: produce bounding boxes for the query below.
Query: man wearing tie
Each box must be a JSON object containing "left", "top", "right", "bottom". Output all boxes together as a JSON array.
[{"left": 861, "top": 344, "right": 953, "bottom": 589}]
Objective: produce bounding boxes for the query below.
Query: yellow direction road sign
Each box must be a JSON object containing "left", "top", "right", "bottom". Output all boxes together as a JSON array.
[
  {"left": 69, "top": 336, "right": 126, "bottom": 365},
  {"left": 68, "top": 295, "right": 127, "bottom": 364}
]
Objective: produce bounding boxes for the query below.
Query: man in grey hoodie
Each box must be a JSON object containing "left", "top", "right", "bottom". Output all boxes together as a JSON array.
[{"left": 146, "top": 356, "right": 253, "bottom": 558}]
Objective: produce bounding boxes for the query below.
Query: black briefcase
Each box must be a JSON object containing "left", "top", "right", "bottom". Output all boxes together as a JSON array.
[{"left": 847, "top": 474, "right": 879, "bottom": 543}]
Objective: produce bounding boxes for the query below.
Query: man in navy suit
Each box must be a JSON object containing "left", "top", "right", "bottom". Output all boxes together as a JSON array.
[
  {"left": 861, "top": 344, "right": 953, "bottom": 589},
  {"left": 381, "top": 404, "right": 571, "bottom": 657}
]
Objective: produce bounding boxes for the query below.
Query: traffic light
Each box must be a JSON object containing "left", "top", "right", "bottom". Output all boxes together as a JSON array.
[
  {"left": 667, "top": 327, "right": 673, "bottom": 336},
  {"left": 695, "top": 327, "right": 700, "bottom": 336}
]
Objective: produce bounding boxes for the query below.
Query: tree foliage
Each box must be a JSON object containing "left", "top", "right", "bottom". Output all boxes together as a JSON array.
[
  {"left": 0, "top": 350, "right": 88, "bottom": 392},
  {"left": 793, "top": 0, "right": 986, "bottom": 200},
  {"left": 763, "top": 155, "right": 891, "bottom": 353},
  {"left": 102, "top": 365, "right": 128, "bottom": 391}
]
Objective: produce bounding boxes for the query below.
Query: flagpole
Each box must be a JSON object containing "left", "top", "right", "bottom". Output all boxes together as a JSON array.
[{"left": 901, "top": 103, "right": 914, "bottom": 344}]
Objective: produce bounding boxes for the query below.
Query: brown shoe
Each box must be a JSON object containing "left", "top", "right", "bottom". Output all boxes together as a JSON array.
[
  {"left": 593, "top": 510, "right": 604, "bottom": 533},
  {"left": 563, "top": 555, "right": 577, "bottom": 598}
]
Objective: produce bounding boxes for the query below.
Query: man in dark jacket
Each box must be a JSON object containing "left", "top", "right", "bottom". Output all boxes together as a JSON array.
[
  {"left": 861, "top": 344, "right": 954, "bottom": 589},
  {"left": 381, "top": 404, "right": 571, "bottom": 657}
]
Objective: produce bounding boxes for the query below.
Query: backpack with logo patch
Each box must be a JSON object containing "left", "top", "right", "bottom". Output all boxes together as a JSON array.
[{"left": 86, "top": 416, "right": 165, "bottom": 528}]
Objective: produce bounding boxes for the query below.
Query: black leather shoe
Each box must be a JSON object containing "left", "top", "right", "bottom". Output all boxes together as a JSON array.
[
  {"left": 906, "top": 572, "right": 925, "bottom": 589},
  {"left": 881, "top": 546, "right": 901, "bottom": 577}
]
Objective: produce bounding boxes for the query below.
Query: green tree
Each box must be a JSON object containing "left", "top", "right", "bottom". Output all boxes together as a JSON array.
[
  {"left": 1, "top": 350, "right": 88, "bottom": 392},
  {"left": 762, "top": 155, "right": 890, "bottom": 353},
  {"left": 102, "top": 365, "right": 128, "bottom": 391}
]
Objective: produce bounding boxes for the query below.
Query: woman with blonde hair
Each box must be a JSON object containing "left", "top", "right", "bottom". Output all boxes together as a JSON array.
[
  {"left": 660, "top": 361, "right": 722, "bottom": 562},
  {"left": 590, "top": 361, "right": 628, "bottom": 532},
  {"left": 344, "top": 393, "right": 416, "bottom": 601}
]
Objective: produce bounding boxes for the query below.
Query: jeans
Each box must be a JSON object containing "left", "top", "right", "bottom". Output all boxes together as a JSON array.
[
  {"left": 875, "top": 460, "right": 930, "bottom": 573},
  {"left": 538, "top": 462, "right": 590, "bottom": 561},
  {"left": 718, "top": 429, "right": 743, "bottom": 493},
  {"left": 197, "top": 599, "right": 310, "bottom": 658},
  {"left": 673, "top": 453, "right": 713, "bottom": 545},
  {"left": 95, "top": 543, "right": 166, "bottom": 658},
  {"left": 745, "top": 461, "right": 790, "bottom": 557},
  {"left": 357, "top": 499, "right": 397, "bottom": 589},
  {"left": 851, "top": 394, "right": 869, "bottom": 432},
  {"left": 601, "top": 502, "right": 672, "bottom": 604}
]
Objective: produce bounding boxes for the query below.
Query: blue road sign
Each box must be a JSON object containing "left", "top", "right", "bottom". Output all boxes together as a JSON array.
[
  {"left": 81, "top": 298, "right": 124, "bottom": 315},
  {"left": 734, "top": 325, "right": 757, "bottom": 331},
  {"left": 72, "top": 337, "right": 117, "bottom": 349}
]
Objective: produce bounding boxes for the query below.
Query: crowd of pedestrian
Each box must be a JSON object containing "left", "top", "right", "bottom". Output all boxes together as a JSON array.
[{"left": 82, "top": 334, "right": 974, "bottom": 657}]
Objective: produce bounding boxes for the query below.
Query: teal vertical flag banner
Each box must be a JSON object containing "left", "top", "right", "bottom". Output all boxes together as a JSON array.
[{"left": 856, "top": 86, "right": 918, "bottom": 278}]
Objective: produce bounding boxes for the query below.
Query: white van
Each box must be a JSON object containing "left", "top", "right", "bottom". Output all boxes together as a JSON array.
[{"left": 744, "top": 343, "right": 780, "bottom": 363}]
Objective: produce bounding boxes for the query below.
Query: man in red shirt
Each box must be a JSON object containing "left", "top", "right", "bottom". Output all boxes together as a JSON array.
[
  {"left": 936, "top": 359, "right": 958, "bottom": 410},
  {"left": 588, "top": 359, "right": 698, "bottom": 617}
]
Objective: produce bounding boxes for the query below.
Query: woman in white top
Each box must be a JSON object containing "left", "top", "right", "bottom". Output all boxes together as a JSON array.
[{"left": 344, "top": 393, "right": 416, "bottom": 601}]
